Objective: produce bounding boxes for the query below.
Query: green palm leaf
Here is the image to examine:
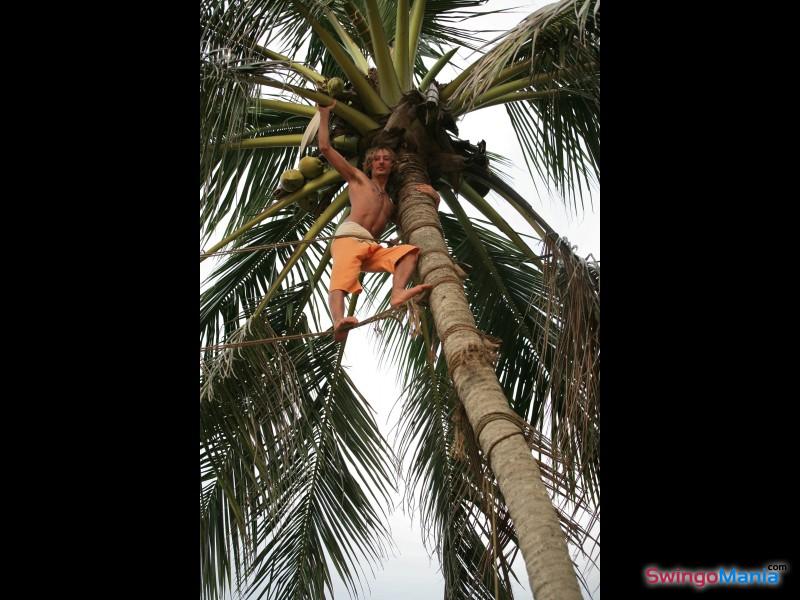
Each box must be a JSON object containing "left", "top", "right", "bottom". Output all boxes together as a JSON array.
[{"left": 201, "top": 285, "right": 396, "bottom": 600}]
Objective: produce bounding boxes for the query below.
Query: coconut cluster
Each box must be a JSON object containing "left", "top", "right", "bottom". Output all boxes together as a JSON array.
[{"left": 280, "top": 156, "right": 325, "bottom": 193}]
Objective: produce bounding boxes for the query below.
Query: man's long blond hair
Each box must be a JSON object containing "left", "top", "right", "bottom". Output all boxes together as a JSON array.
[{"left": 363, "top": 146, "right": 397, "bottom": 176}]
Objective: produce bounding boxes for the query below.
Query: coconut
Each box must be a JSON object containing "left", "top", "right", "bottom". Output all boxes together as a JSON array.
[
  {"left": 280, "top": 169, "right": 305, "bottom": 192},
  {"left": 332, "top": 135, "right": 359, "bottom": 154},
  {"left": 298, "top": 155, "right": 324, "bottom": 179},
  {"left": 326, "top": 77, "right": 345, "bottom": 97}
]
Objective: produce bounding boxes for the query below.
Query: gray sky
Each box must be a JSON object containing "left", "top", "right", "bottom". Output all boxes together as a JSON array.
[{"left": 204, "top": 1, "right": 599, "bottom": 597}]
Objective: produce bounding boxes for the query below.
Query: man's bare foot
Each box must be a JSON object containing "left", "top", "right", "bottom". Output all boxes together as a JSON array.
[
  {"left": 333, "top": 316, "right": 359, "bottom": 342},
  {"left": 390, "top": 284, "right": 433, "bottom": 308}
]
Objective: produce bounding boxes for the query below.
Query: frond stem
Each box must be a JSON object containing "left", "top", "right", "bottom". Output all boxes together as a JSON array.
[
  {"left": 253, "top": 98, "right": 316, "bottom": 118},
  {"left": 394, "top": 0, "right": 411, "bottom": 90},
  {"left": 253, "top": 77, "right": 381, "bottom": 134},
  {"left": 364, "top": 0, "right": 402, "bottom": 104},
  {"left": 294, "top": 1, "right": 390, "bottom": 115}
]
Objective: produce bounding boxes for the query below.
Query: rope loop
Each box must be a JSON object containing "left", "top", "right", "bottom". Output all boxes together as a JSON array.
[
  {"left": 474, "top": 410, "right": 532, "bottom": 464},
  {"left": 439, "top": 323, "right": 482, "bottom": 344},
  {"left": 402, "top": 219, "right": 444, "bottom": 239}
]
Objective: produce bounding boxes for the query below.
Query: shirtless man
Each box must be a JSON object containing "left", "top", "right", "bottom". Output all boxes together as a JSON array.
[{"left": 317, "top": 101, "right": 440, "bottom": 341}]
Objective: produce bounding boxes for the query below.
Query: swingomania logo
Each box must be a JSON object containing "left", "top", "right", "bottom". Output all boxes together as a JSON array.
[{"left": 644, "top": 562, "right": 790, "bottom": 589}]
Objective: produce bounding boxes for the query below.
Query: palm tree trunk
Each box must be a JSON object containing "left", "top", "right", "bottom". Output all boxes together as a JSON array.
[{"left": 395, "top": 152, "right": 582, "bottom": 600}]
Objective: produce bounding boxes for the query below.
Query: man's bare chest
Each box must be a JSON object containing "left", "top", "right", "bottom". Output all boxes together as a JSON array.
[{"left": 350, "top": 183, "right": 393, "bottom": 215}]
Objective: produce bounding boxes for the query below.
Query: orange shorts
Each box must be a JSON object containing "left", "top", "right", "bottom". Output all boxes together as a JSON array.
[{"left": 330, "top": 237, "right": 419, "bottom": 294}]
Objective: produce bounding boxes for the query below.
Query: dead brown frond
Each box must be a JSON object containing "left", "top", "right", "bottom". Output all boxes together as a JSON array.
[{"left": 537, "top": 232, "right": 600, "bottom": 504}]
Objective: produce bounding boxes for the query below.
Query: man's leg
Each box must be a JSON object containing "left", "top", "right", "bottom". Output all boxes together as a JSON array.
[
  {"left": 329, "top": 289, "right": 358, "bottom": 342},
  {"left": 329, "top": 237, "right": 365, "bottom": 342},
  {"left": 390, "top": 251, "right": 433, "bottom": 307}
]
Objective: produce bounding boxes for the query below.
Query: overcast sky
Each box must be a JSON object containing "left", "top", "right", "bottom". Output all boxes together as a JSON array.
[{"left": 204, "top": 1, "right": 599, "bottom": 598}]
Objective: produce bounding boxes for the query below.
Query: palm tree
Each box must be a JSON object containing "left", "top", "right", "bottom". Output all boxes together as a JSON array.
[{"left": 200, "top": 1, "right": 600, "bottom": 599}]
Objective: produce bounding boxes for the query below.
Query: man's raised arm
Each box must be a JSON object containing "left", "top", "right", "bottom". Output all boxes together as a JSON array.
[{"left": 317, "top": 101, "right": 360, "bottom": 182}]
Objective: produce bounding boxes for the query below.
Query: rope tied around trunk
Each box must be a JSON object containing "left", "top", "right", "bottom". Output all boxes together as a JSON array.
[
  {"left": 444, "top": 326, "right": 503, "bottom": 461},
  {"left": 417, "top": 246, "right": 470, "bottom": 291},
  {"left": 442, "top": 326, "right": 502, "bottom": 383},
  {"left": 401, "top": 219, "right": 444, "bottom": 239},
  {"left": 474, "top": 410, "right": 534, "bottom": 464},
  {"left": 440, "top": 323, "right": 481, "bottom": 343},
  {"left": 440, "top": 323, "right": 501, "bottom": 347}
]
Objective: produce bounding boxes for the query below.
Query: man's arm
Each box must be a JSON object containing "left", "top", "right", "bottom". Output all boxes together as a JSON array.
[
  {"left": 317, "top": 101, "right": 361, "bottom": 183},
  {"left": 416, "top": 184, "right": 441, "bottom": 209}
]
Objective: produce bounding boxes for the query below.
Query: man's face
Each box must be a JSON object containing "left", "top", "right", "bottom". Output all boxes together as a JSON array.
[{"left": 371, "top": 150, "right": 394, "bottom": 176}]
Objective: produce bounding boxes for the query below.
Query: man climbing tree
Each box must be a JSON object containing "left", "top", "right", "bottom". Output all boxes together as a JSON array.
[
  {"left": 200, "top": 2, "right": 600, "bottom": 599},
  {"left": 318, "top": 100, "right": 440, "bottom": 341}
]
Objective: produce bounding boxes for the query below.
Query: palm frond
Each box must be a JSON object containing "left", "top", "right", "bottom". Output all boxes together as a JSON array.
[
  {"left": 324, "top": 6, "right": 370, "bottom": 75},
  {"left": 244, "top": 360, "right": 396, "bottom": 599},
  {"left": 394, "top": 0, "right": 412, "bottom": 89},
  {"left": 408, "top": 0, "right": 427, "bottom": 68},
  {"left": 201, "top": 274, "right": 397, "bottom": 600},
  {"left": 363, "top": 0, "right": 403, "bottom": 104},
  {"left": 505, "top": 92, "right": 599, "bottom": 209},
  {"left": 200, "top": 69, "right": 312, "bottom": 240},
  {"left": 202, "top": 167, "right": 346, "bottom": 259},
  {"left": 199, "top": 0, "right": 312, "bottom": 182},
  {"left": 296, "top": 2, "right": 390, "bottom": 114},
  {"left": 445, "top": 0, "right": 600, "bottom": 205},
  {"left": 447, "top": 0, "right": 599, "bottom": 109},
  {"left": 201, "top": 207, "right": 325, "bottom": 348},
  {"left": 202, "top": 141, "right": 303, "bottom": 243},
  {"left": 417, "top": 0, "right": 512, "bottom": 52},
  {"left": 453, "top": 181, "right": 543, "bottom": 267},
  {"left": 201, "top": 183, "right": 351, "bottom": 347},
  {"left": 200, "top": 56, "right": 259, "bottom": 208}
]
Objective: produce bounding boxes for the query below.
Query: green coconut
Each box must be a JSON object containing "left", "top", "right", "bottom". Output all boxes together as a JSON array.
[
  {"left": 280, "top": 169, "right": 305, "bottom": 193},
  {"left": 298, "top": 155, "right": 324, "bottom": 179},
  {"left": 332, "top": 135, "right": 359, "bottom": 154},
  {"left": 326, "top": 77, "right": 345, "bottom": 97}
]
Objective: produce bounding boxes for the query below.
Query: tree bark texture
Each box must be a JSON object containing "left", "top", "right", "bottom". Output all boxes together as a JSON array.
[{"left": 395, "top": 152, "right": 582, "bottom": 600}]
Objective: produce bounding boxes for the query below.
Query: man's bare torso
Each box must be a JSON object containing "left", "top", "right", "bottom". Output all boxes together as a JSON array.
[{"left": 343, "top": 173, "right": 394, "bottom": 239}]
